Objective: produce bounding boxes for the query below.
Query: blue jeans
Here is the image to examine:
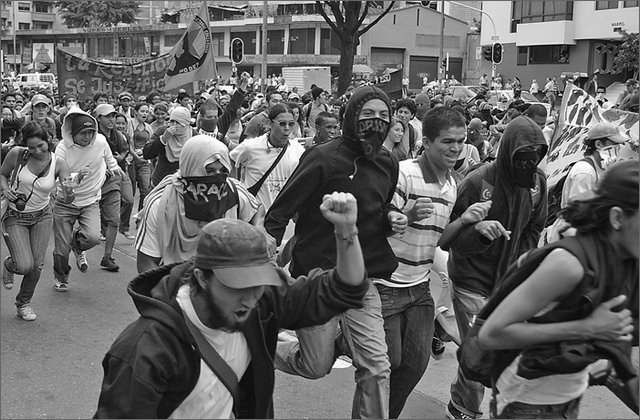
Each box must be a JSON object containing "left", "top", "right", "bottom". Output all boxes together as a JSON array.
[
  {"left": 119, "top": 170, "right": 135, "bottom": 232},
  {"left": 52, "top": 200, "right": 101, "bottom": 282},
  {"left": 130, "top": 161, "right": 151, "bottom": 211},
  {"left": 3, "top": 206, "right": 52, "bottom": 307},
  {"left": 275, "top": 280, "right": 390, "bottom": 419},
  {"left": 491, "top": 397, "right": 581, "bottom": 419},
  {"left": 449, "top": 285, "right": 489, "bottom": 418},
  {"left": 377, "top": 282, "right": 434, "bottom": 419}
]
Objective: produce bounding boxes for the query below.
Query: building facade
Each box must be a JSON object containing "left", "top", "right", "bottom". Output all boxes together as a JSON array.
[{"left": 479, "top": 1, "right": 639, "bottom": 89}]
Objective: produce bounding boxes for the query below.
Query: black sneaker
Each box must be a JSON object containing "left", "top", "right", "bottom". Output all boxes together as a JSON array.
[
  {"left": 445, "top": 401, "right": 476, "bottom": 419},
  {"left": 431, "top": 332, "right": 446, "bottom": 360},
  {"left": 100, "top": 257, "right": 120, "bottom": 272}
]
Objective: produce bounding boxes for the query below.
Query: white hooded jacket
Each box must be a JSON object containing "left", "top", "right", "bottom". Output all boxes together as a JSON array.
[{"left": 55, "top": 106, "right": 119, "bottom": 207}]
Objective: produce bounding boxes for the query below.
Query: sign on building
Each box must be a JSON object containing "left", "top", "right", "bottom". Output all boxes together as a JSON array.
[{"left": 33, "top": 43, "right": 55, "bottom": 64}]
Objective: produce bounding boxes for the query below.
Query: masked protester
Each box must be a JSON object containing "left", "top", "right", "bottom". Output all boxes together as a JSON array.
[
  {"left": 135, "top": 135, "right": 265, "bottom": 274},
  {"left": 442, "top": 116, "right": 548, "bottom": 420},
  {"left": 265, "top": 86, "right": 408, "bottom": 419}
]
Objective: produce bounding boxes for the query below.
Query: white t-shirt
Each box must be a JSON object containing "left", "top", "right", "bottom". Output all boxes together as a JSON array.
[
  {"left": 230, "top": 134, "right": 305, "bottom": 211},
  {"left": 170, "top": 285, "right": 251, "bottom": 419}
]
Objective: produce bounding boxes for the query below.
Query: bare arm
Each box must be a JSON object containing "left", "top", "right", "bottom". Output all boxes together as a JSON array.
[{"left": 136, "top": 251, "right": 161, "bottom": 274}]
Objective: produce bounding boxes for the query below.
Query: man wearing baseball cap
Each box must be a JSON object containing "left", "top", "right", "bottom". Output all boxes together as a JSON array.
[
  {"left": 117, "top": 91, "right": 135, "bottom": 120},
  {"left": 52, "top": 107, "right": 124, "bottom": 291},
  {"left": 95, "top": 192, "right": 368, "bottom": 419},
  {"left": 18, "top": 93, "right": 60, "bottom": 145}
]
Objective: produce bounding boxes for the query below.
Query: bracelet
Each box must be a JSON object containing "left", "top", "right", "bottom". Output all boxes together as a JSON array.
[{"left": 335, "top": 227, "right": 359, "bottom": 245}]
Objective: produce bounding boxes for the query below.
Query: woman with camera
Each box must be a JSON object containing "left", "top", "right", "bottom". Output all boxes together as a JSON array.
[{"left": 0, "top": 121, "right": 73, "bottom": 321}]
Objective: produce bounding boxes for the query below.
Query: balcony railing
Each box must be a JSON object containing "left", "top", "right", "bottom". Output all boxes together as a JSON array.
[{"left": 31, "top": 12, "right": 56, "bottom": 22}]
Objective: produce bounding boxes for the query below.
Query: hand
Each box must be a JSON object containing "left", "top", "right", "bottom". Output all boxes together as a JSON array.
[
  {"left": 238, "top": 72, "right": 250, "bottom": 91},
  {"left": 585, "top": 295, "right": 634, "bottom": 341},
  {"left": 320, "top": 192, "right": 357, "bottom": 232},
  {"left": 1, "top": 187, "right": 18, "bottom": 202},
  {"left": 406, "top": 197, "right": 434, "bottom": 222},
  {"left": 77, "top": 166, "right": 92, "bottom": 183},
  {"left": 474, "top": 220, "right": 511, "bottom": 241},
  {"left": 460, "top": 201, "right": 492, "bottom": 226},
  {"left": 388, "top": 211, "right": 408, "bottom": 234},
  {"left": 115, "top": 167, "right": 126, "bottom": 178},
  {"left": 264, "top": 232, "right": 277, "bottom": 260}
]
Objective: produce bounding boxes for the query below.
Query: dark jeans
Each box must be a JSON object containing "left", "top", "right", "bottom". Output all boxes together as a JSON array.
[
  {"left": 119, "top": 170, "right": 134, "bottom": 232},
  {"left": 3, "top": 206, "right": 52, "bottom": 307},
  {"left": 130, "top": 161, "right": 151, "bottom": 211},
  {"left": 377, "top": 282, "right": 435, "bottom": 419},
  {"left": 491, "top": 396, "right": 581, "bottom": 419}
]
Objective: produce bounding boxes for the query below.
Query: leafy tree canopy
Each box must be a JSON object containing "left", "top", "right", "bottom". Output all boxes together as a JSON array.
[
  {"left": 55, "top": 1, "right": 140, "bottom": 28},
  {"left": 613, "top": 30, "right": 639, "bottom": 79}
]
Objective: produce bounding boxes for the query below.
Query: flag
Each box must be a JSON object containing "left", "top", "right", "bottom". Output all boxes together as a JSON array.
[
  {"left": 545, "top": 83, "right": 639, "bottom": 190},
  {"left": 164, "top": 1, "right": 216, "bottom": 91}
]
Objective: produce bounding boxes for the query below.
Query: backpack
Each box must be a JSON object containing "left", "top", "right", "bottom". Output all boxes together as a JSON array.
[
  {"left": 545, "top": 157, "right": 597, "bottom": 227},
  {"left": 304, "top": 102, "right": 329, "bottom": 127},
  {"left": 457, "top": 237, "right": 594, "bottom": 388}
]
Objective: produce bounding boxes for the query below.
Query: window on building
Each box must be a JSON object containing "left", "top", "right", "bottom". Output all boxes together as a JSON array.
[
  {"left": 623, "top": 0, "right": 639, "bottom": 6},
  {"left": 32, "top": 21, "right": 52, "bottom": 30},
  {"left": 18, "top": 22, "right": 30, "bottom": 30},
  {"left": 320, "top": 28, "right": 341, "bottom": 55},
  {"left": 230, "top": 31, "right": 257, "bottom": 54},
  {"left": 211, "top": 33, "right": 223, "bottom": 56},
  {"left": 512, "top": 1, "right": 573, "bottom": 26},
  {"left": 529, "top": 45, "right": 570, "bottom": 64},
  {"left": 289, "top": 28, "right": 315, "bottom": 55},
  {"left": 267, "top": 30, "right": 284, "bottom": 54},
  {"left": 33, "top": 2, "right": 49, "bottom": 13},
  {"left": 17, "top": 2, "right": 30, "bottom": 12},
  {"left": 596, "top": 1, "right": 619, "bottom": 9},
  {"left": 7, "top": 43, "right": 20, "bottom": 55},
  {"left": 517, "top": 46, "right": 528, "bottom": 65}
]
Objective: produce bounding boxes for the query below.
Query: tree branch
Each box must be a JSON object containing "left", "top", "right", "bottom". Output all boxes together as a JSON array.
[
  {"left": 355, "top": 1, "right": 369, "bottom": 29},
  {"left": 357, "top": 1, "right": 395, "bottom": 37},
  {"left": 316, "top": 1, "right": 344, "bottom": 39}
]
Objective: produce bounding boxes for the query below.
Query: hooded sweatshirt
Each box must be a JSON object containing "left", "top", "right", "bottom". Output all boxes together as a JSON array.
[
  {"left": 265, "top": 86, "right": 401, "bottom": 280},
  {"left": 94, "top": 261, "right": 368, "bottom": 419},
  {"left": 55, "top": 107, "right": 119, "bottom": 207},
  {"left": 446, "top": 116, "right": 549, "bottom": 297}
]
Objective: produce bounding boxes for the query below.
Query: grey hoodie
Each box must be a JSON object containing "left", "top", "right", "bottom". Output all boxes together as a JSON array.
[{"left": 55, "top": 106, "right": 119, "bottom": 207}]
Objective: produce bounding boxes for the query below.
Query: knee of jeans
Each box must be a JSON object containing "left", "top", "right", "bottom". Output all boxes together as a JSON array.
[{"left": 11, "top": 258, "right": 33, "bottom": 275}]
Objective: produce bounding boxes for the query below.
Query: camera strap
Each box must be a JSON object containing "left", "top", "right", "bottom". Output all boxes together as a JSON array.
[{"left": 14, "top": 152, "right": 52, "bottom": 204}]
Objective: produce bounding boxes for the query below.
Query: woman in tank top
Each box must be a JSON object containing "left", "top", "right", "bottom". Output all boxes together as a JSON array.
[{"left": 0, "top": 122, "right": 74, "bottom": 321}]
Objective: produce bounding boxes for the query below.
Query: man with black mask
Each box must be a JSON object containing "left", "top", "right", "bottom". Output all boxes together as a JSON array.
[
  {"left": 134, "top": 135, "right": 265, "bottom": 274},
  {"left": 439, "top": 116, "right": 548, "bottom": 420},
  {"left": 265, "top": 86, "right": 408, "bottom": 419}
]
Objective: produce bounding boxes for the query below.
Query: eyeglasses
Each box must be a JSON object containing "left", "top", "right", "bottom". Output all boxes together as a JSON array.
[{"left": 275, "top": 121, "right": 296, "bottom": 128}]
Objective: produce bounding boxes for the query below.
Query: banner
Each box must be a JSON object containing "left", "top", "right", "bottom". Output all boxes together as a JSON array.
[
  {"left": 164, "top": 1, "right": 217, "bottom": 90},
  {"left": 56, "top": 48, "right": 174, "bottom": 102},
  {"left": 545, "top": 83, "right": 639, "bottom": 189}
]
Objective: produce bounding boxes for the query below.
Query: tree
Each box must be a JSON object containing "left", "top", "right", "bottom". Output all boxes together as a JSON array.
[
  {"left": 55, "top": 1, "right": 140, "bottom": 28},
  {"left": 613, "top": 30, "right": 639, "bottom": 80},
  {"left": 316, "top": 1, "right": 396, "bottom": 96}
]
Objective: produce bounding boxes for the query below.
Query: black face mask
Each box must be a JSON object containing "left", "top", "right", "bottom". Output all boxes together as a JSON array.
[
  {"left": 357, "top": 118, "right": 389, "bottom": 161},
  {"left": 513, "top": 150, "right": 539, "bottom": 188},
  {"left": 181, "top": 174, "right": 237, "bottom": 222},
  {"left": 199, "top": 118, "right": 217, "bottom": 133}
]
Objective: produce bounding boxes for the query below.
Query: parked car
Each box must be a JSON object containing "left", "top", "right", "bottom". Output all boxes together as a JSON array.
[
  {"left": 13, "top": 72, "right": 56, "bottom": 91},
  {"left": 486, "top": 89, "right": 552, "bottom": 115}
]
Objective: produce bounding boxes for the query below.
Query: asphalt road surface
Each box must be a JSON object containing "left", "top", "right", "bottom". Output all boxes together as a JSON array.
[{"left": 1, "top": 230, "right": 637, "bottom": 419}]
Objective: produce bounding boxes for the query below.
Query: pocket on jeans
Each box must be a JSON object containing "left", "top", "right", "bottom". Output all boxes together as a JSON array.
[{"left": 375, "top": 284, "right": 397, "bottom": 310}]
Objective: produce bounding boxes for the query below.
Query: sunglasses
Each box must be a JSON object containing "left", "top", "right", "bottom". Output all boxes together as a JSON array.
[{"left": 275, "top": 121, "right": 296, "bottom": 128}]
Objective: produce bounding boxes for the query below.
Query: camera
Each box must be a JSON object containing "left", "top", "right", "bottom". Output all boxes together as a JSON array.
[{"left": 12, "top": 192, "right": 28, "bottom": 211}]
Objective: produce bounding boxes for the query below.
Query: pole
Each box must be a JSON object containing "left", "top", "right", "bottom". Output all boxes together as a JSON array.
[
  {"left": 438, "top": 1, "right": 445, "bottom": 82},
  {"left": 12, "top": 0, "right": 17, "bottom": 74},
  {"left": 262, "top": 0, "right": 268, "bottom": 93}
]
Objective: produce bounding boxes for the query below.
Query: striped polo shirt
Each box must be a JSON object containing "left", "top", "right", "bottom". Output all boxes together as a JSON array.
[{"left": 378, "top": 154, "right": 457, "bottom": 288}]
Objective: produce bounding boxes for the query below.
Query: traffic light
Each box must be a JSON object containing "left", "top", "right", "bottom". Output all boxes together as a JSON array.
[
  {"left": 230, "top": 38, "right": 244, "bottom": 64},
  {"left": 482, "top": 45, "right": 492, "bottom": 62},
  {"left": 492, "top": 42, "right": 503, "bottom": 64}
]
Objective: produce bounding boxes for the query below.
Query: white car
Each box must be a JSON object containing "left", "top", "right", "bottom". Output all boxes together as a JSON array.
[{"left": 13, "top": 73, "right": 56, "bottom": 91}]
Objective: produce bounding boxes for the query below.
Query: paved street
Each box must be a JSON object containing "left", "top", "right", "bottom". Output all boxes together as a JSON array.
[{"left": 1, "top": 232, "right": 637, "bottom": 419}]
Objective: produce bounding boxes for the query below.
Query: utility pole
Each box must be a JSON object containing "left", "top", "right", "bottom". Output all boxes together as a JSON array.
[
  {"left": 438, "top": 1, "right": 445, "bottom": 82},
  {"left": 262, "top": 0, "right": 268, "bottom": 93},
  {"left": 12, "top": 0, "right": 17, "bottom": 74}
]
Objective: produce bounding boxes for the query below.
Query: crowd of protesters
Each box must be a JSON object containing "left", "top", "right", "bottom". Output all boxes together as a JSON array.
[{"left": 0, "top": 70, "right": 638, "bottom": 420}]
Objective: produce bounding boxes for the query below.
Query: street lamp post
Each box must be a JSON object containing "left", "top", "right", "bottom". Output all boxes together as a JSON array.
[{"left": 446, "top": 0, "right": 499, "bottom": 77}]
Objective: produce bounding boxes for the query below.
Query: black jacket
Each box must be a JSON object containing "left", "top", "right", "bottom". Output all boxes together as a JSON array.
[{"left": 94, "top": 262, "right": 367, "bottom": 419}]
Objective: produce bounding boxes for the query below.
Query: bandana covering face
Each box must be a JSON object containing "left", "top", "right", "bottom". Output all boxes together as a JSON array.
[
  {"left": 199, "top": 118, "right": 217, "bottom": 133},
  {"left": 513, "top": 150, "right": 539, "bottom": 188},
  {"left": 597, "top": 144, "right": 622, "bottom": 170},
  {"left": 181, "top": 174, "right": 238, "bottom": 222},
  {"left": 357, "top": 118, "right": 390, "bottom": 160},
  {"left": 164, "top": 106, "right": 192, "bottom": 162}
]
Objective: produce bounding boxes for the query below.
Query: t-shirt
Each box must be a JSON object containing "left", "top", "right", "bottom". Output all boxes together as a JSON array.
[
  {"left": 135, "top": 178, "right": 260, "bottom": 260},
  {"left": 560, "top": 158, "right": 601, "bottom": 208},
  {"left": 170, "top": 285, "right": 251, "bottom": 419},
  {"left": 230, "top": 134, "right": 305, "bottom": 211},
  {"left": 381, "top": 158, "right": 457, "bottom": 287}
]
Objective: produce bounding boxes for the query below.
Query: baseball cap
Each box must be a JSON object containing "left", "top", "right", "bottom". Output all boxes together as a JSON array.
[
  {"left": 118, "top": 91, "right": 133, "bottom": 101},
  {"left": 71, "top": 114, "right": 97, "bottom": 137},
  {"left": 572, "top": 160, "right": 639, "bottom": 206},
  {"left": 586, "top": 122, "right": 630, "bottom": 144},
  {"left": 288, "top": 92, "right": 300, "bottom": 101},
  {"left": 94, "top": 104, "right": 117, "bottom": 117},
  {"left": 625, "top": 79, "right": 638, "bottom": 86},
  {"left": 194, "top": 219, "right": 282, "bottom": 289},
  {"left": 31, "top": 94, "right": 51, "bottom": 107}
]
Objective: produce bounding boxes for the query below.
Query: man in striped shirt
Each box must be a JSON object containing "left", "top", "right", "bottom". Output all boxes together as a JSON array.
[{"left": 378, "top": 107, "right": 491, "bottom": 418}]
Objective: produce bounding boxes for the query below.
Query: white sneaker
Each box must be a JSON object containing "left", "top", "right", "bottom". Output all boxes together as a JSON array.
[
  {"left": 17, "top": 305, "right": 37, "bottom": 321},
  {"left": 54, "top": 279, "right": 69, "bottom": 292}
]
